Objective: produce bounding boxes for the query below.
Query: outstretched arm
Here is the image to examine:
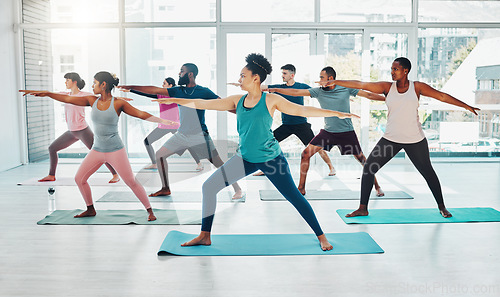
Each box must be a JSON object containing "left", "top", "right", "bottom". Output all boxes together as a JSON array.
[
  {"left": 320, "top": 80, "right": 391, "bottom": 95},
  {"left": 271, "top": 94, "right": 359, "bottom": 119},
  {"left": 357, "top": 90, "right": 386, "bottom": 101},
  {"left": 118, "top": 85, "right": 169, "bottom": 97},
  {"left": 118, "top": 99, "right": 175, "bottom": 125},
  {"left": 19, "top": 90, "right": 94, "bottom": 106},
  {"left": 154, "top": 95, "right": 239, "bottom": 111},
  {"left": 264, "top": 87, "right": 310, "bottom": 97},
  {"left": 129, "top": 89, "right": 158, "bottom": 99},
  {"left": 416, "top": 82, "right": 480, "bottom": 115}
]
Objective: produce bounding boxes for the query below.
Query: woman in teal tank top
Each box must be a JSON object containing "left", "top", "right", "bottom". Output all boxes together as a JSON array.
[
  {"left": 21, "top": 72, "right": 175, "bottom": 221},
  {"left": 155, "top": 53, "right": 358, "bottom": 251}
]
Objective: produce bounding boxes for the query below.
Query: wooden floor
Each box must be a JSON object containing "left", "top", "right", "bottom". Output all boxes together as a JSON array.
[{"left": 1, "top": 157, "right": 499, "bottom": 297}]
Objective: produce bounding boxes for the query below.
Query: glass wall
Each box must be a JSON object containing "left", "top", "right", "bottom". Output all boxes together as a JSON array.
[
  {"left": 320, "top": 0, "right": 412, "bottom": 22},
  {"left": 20, "top": 0, "right": 500, "bottom": 160},
  {"left": 417, "top": 28, "right": 500, "bottom": 154},
  {"left": 124, "top": 27, "right": 217, "bottom": 157}
]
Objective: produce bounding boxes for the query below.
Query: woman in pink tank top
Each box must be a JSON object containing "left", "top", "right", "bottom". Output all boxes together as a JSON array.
[
  {"left": 324, "top": 57, "right": 479, "bottom": 219},
  {"left": 38, "top": 73, "right": 119, "bottom": 183},
  {"left": 127, "top": 77, "right": 204, "bottom": 171}
]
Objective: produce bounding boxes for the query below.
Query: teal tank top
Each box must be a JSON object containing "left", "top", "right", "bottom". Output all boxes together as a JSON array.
[
  {"left": 236, "top": 92, "right": 281, "bottom": 163},
  {"left": 91, "top": 97, "right": 124, "bottom": 153}
]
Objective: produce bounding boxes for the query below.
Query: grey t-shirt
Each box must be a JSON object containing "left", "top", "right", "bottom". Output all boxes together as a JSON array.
[{"left": 308, "top": 86, "right": 359, "bottom": 133}]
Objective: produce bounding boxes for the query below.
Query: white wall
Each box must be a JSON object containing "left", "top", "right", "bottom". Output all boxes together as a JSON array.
[{"left": 0, "top": 0, "right": 23, "bottom": 171}]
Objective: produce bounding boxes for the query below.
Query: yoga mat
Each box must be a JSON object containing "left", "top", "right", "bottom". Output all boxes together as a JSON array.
[
  {"left": 336, "top": 207, "right": 500, "bottom": 224},
  {"left": 97, "top": 191, "right": 245, "bottom": 203},
  {"left": 18, "top": 176, "right": 126, "bottom": 186},
  {"left": 96, "top": 163, "right": 203, "bottom": 173},
  {"left": 260, "top": 189, "right": 412, "bottom": 201},
  {"left": 37, "top": 209, "right": 201, "bottom": 225},
  {"left": 158, "top": 230, "right": 384, "bottom": 256}
]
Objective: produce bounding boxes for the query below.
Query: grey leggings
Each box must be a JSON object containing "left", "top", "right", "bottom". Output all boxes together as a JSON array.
[
  {"left": 144, "top": 127, "right": 201, "bottom": 164},
  {"left": 48, "top": 127, "right": 116, "bottom": 176}
]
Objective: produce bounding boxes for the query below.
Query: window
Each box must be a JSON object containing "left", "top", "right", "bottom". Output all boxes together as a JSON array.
[{"left": 321, "top": 0, "right": 411, "bottom": 22}]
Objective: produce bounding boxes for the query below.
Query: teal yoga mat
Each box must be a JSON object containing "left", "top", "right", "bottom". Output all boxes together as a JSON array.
[
  {"left": 37, "top": 209, "right": 201, "bottom": 225},
  {"left": 336, "top": 207, "right": 500, "bottom": 224},
  {"left": 158, "top": 231, "right": 384, "bottom": 256},
  {"left": 97, "top": 191, "right": 244, "bottom": 203},
  {"left": 260, "top": 189, "right": 412, "bottom": 201}
]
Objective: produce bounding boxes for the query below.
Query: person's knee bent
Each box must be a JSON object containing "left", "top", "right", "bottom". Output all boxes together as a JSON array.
[{"left": 48, "top": 143, "right": 58, "bottom": 154}]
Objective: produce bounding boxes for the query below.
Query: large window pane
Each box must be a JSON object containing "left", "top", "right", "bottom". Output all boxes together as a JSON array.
[
  {"left": 28, "top": 28, "right": 120, "bottom": 156},
  {"left": 271, "top": 33, "right": 315, "bottom": 157},
  {"left": 226, "top": 33, "right": 265, "bottom": 148},
  {"left": 419, "top": 0, "right": 500, "bottom": 23},
  {"left": 318, "top": 33, "right": 363, "bottom": 143},
  {"left": 22, "top": 0, "right": 118, "bottom": 23},
  {"left": 418, "top": 28, "right": 500, "bottom": 154},
  {"left": 321, "top": 0, "right": 411, "bottom": 22},
  {"left": 125, "top": 28, "right": 217, "bottom": 157},
  {"left": 125, "top": 0, "right": 216, "bottom": 22},
  {"left": 222, "top": 0, "right": 314, "bottom": 22},
  {"left": 369, "top": 33, "right": 408, "bottom": 148}
]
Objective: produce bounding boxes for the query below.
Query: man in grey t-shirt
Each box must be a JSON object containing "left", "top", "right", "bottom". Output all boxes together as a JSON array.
[{"left": 267, "top": 66, "right": 385, "bottom": 197}]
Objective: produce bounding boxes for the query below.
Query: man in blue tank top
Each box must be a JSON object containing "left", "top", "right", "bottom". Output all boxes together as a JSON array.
[
  {"left": 267, "top": 66, "right": 385, "bottom": 197},
  {"left": 253, "top": 64, "right": 335, "bottom": 176},
  {"left": 119, "top": 63, "right": 243, "bottom": 199}
]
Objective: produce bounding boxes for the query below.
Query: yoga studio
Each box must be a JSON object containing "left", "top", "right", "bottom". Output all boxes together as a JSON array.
[{"left": 1, "top": 0, "right": 500, "bottom": 296}]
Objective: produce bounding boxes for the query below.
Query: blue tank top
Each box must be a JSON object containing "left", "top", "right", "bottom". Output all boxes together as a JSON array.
[
  {"left": 236, "top": 92, "right": 281, "bottom": 163},
  {"left": 91, "top": 97, "right": 124, "bottom": 153}
]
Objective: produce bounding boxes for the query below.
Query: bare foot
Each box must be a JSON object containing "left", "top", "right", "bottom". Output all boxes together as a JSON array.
[
  {"left": 232, "top": 190, "right": 245, "bottom": 200},
  {"left": 144, "top": 163, "right": 157, "bottom": 169},
  {"left": 147, "top": 208, "right": 157, "bottom": 221},
  {"left": 346, "top": 206, "right": 369, "bottom": 217},
  {"left": 252, "top": 171, "right": 265, "bottom": 176},
  {"left": 298, "top": 186, "right": 306, "bottom": 196},
  {"left": 439, "top": 207, "right": 452, "bottom": 218},
  {"left": 74, "top": 206, "right": 96, "bottom": 218},
  {"left": 317, "top": 234, "right": 333, "bottom": 251},
  {"left": 108, "top": 174, "right": 120, "bottom": 183},
  {"left": 195, "top": 162, "right": 204, "bottom": 172},
  {"left": 328, "top": 167, "right": 336, "bottom": 176},
  {"left": 181, "top": 231, "right": 211, "bottom": 246},
  {"left": 375, "top": 187, "right": 385, "bottom": 197},
  {"left": 149, "top": 188, "right": 171, "bottom": 197},
  {"left": 38, "top": 175, "right": 56, "bottom": 182}
]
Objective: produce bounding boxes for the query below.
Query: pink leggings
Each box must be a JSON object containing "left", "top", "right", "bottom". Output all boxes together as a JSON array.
[{"left": 75, "top": 148, "right": 151, "bottom": 209}]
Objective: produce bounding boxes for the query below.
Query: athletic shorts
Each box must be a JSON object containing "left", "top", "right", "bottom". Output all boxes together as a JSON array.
[
  {"left": 309, "top": 129, "right": 362, "bottom": 155},
  {"left": 273, "top": 123, "right": 315, "bottom": 146},
  {"left": 163, "top": 131, "right": 218, "bottom": 160}
]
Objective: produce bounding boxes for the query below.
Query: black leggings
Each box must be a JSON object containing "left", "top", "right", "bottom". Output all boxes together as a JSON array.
[
  {"left": 144, "top": 128, "right": 201, "bottom": 164},
  {"left": 361, "top": 137, "right": 443, "bottom": 206}
]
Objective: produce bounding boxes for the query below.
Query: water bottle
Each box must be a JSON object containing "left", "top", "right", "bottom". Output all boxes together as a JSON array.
[{"left": 48, "top": 187, "right": 56, "bottom": 213}]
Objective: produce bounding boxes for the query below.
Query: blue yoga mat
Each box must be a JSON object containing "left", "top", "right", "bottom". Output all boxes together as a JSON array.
[
  {"left": 158, "top": 230, "right": 384, "bottom": 256},
  {"left": 37, "top": 209, "right": 201, "bottom": 225},
  {"left": 260, "top": 189, "right": 412, "bottom": 201},
  {"left": 336, "top": 207, "right": 500, "bottom": 224}
]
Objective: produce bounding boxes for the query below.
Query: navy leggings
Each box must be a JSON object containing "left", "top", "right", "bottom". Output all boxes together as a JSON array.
[
  {"left": 201, "top": 153, "right": 324, "bottom": 236},
  {"left": 361, "top": 137, "right": 444, "bottom": 206}
]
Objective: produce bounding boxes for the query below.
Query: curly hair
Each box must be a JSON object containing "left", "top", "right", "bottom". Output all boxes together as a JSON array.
[{"left": 245, "top": 53, "right": 272, "bottom": 83}]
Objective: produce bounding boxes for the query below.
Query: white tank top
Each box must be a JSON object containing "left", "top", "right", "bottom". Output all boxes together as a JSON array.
[{"left": 383, "top": 81, "right": 425, "bottom": 144}]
